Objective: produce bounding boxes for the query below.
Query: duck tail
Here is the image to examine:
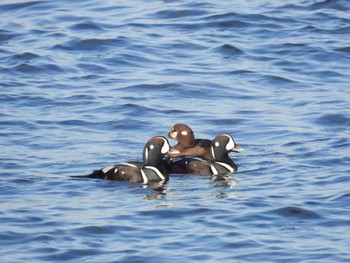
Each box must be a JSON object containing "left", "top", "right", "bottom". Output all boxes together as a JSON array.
[{"left": 71, "top": 170, "right": 105, "bottom": 179}]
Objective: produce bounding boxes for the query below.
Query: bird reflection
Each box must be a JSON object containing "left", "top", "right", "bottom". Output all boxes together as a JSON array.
[
  {"left": 140, "top": 173, "right": 238, "bottom": 200},
  {"left": 211, "top": 173, "right": 238, "bottom": 189},
  {"left": 142, "top": 180, "right": 169, "bottom": 200}
]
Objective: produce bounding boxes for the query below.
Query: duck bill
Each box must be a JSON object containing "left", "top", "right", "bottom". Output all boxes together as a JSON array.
[
  {"left": 167, "top": 131, "right": 177, "bottom": 139},
  {"left": 231, "top": 144, "right": 244, "bottom": 153}
]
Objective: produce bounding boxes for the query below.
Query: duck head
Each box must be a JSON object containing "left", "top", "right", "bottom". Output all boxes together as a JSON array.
[
  {"left": 143, "top": 136, "right": 179, "bottom": 166},
  {"left": 167, "top": 123, "right": 195, "bottom": 147},
  {"left": 210, "top": 134, "right": 243, "bottom": 162}
]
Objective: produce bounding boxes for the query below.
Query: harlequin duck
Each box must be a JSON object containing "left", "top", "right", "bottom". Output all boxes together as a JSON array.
[
  {"left": 167, "top": 134, "right": 243, "bottom": 175},
  {"left": 74, "top": 136, "right": 179, "bottom": 184},
  {"left": 167, "top": 123, "right": 212, "bottom": 158}
]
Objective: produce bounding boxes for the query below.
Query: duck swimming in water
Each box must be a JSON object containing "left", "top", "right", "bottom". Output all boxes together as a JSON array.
[
  {"left": 167, "top": 134, "right": 243, "bottom": 176},
  {"left": 167, "top": 123, "right": 212, "bottom": 158},
  {"left": 74, "top": 136, "right": 179, "bottom": 184}
]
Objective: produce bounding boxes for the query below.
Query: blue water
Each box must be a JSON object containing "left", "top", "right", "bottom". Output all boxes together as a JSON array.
[{"left": 1, "top": 0, "right": 350, "bottom": 262}]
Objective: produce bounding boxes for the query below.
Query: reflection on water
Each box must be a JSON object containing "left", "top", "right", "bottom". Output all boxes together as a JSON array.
[
  {"left": 211, "top": 173, "right": 238, "bottom": 189},
  {"left": 144, "top": 172, "right": 239, "bottom": 199},
  {"left": 143, "top": 181, "right": 169, "bottom": 200}
]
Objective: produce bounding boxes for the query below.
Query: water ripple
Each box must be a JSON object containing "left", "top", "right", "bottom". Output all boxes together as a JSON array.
[
  {"left": 270, "top": 206, "right": 322, "bottom": 219},
  {"left": 1, "top": 0, "right": 350, "bottom": 262}
]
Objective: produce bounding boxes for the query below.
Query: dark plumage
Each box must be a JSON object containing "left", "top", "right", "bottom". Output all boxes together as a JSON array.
[
  {"left": 73, "top": 136, "right": 179, "bottom": 184},
  {"left": 167, "top": 134, "right": 243, "bottom": 176}
]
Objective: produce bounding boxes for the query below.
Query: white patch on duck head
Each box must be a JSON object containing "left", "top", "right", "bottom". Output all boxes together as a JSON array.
[
  {"left": 150, "top": 144, "right": 154, "bottom": 150},
  {"left": 161, "top": 138, "right": 170, "bottom": 154},
  {"left": 215, "top": 141, "right": 220, "bottom": 147},
  {"left": 169, "top": 131, "right": 178, "bottom": 139},
  {"left": 168, "top": 127, "right": 178, "bottom": 139},
  {"left": 181, "top": 130, "right": 188, "bottom": 136},
  {"left": 223, "top": 134, "right": 235, "bottom": 151}
]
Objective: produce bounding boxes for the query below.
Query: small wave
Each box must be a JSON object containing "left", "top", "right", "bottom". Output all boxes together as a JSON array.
[
  {"left": 282, "top": 43, "right": 307, "bottom": 47},
  {"left": 69, "top": 21, "right": 104, "bottom": 31},
  {"left": 330, "top": 192, "right": 350, "bottom": 203},
  {"left": 259, "top": 74, "right": 298, "bottom": 84},
  {"left": 0, "top": 119, "right": 37, "bottom": 130},
  {"left": 6, "top": 62, "right": 65, "bottom": 75},
  {"left": 309, "top": 70, "right": 345, "bottom": 79},
  {"left": 106, "top": 51, "right": 160, "bottom": 67},
  {"left": 13, "top": 63, "right": 40, "bottom": 73},
  {"left": 75, "top": 63, "right": 107, "bottom": 73},
  {"left": 335, "top": 46, "right": 350, "bottom": 53},
  {"left": 203, "top": 118, "right": 246, "bottom": 126},
  {"left": 316, "top": 114, "right": 350, "bottom": 127},
  {"left": 138, "top": 206, "right": 224, "bottom": 219},
  {"left": 279, "top": 0, "right": 350, "bottom": 11},
  {"left": 299, "top": 25, "right": 350, "bottom": 35},
  {"left": 0, "top": 1, "right": 47, "bottom": 12},
  {"left": 54, "top": 38, "right": 122, "bottom": 51},
  {"left": 270, "top": 206, "right": 322, "bottom": 219},
  {"left": 208, "top": 19, "right": 251, "bottom": 29},
  {"left": 43, "top": 248, "right": 102, "bottom": 261},
  {"left": 72, "top": 225, "right": 115, "bottom": 236},
  {"left": 309, "top": 0, "right": 350, "bottom": 11},
  {"left": 282, "top": 141, "right": 303, "bottom": 147},
  {"left": 112, "top": 119, "right": 152, "bottom": 131},
  {"left": 202, "top": 12, "right": 239, "bottom": 21},
  {"left": 153, "top": 9, "right": 208, "bottom": 20},
  {"left": 56, "top": 119, "right": 105, "bottom": 128},
  {"left": 0, "top": 230, "right": 32, "bottom": 246},
  {"left": 0, "top": 30, "right": 20, "bottom": 43},
  {"left": 13, "top": 52, "right": 40, "bottom": 61},
  {"left": 216, "top": 44, "right": 244, "bottom": 57},
  {"left": 119, "top": 103, "right": 160, "bottom": 118},
  {"left": 228, "top": 69, "right": 255, "bottom": 75},
  {"left": 202, "top": 12, "right": 283, "bottom": 30},
  {"left": 119, "top": 83, "right": 178, "bottom": 92}
]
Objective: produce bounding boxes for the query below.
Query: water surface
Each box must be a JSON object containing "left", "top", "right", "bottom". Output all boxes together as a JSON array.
[{"left": 1, "top": 0, "right": 350, "bottom": 262}]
